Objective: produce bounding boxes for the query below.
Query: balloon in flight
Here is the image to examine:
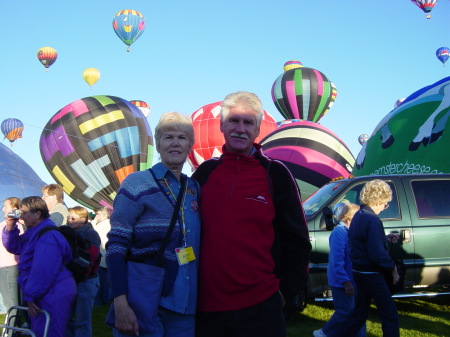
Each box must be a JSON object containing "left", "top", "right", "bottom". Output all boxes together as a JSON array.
[
  {"left": 37, "top": 47, "right": 57, "bottom": 71},
  {"left": 112, "top": 9, "right": 146, "bottom": 51},
  {"left": 436, "top": 47, "right": 450, "bottom": 66},
  {"left": 1, "top": 118, "right": 24, "bottom": 144},
  {"left": 358, "top": 134, "right": 369, "bottom": 146},
  {"left": 82, "top": 68, "right": 101, "bottom": 88},
  {"left": 410, "top": 0, "right": 439, "bottom": 19}
]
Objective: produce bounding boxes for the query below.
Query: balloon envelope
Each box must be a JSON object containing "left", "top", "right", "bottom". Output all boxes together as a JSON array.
[
  {"left": 39, "top": 95, "right": 154, "bottom": 210},
  {"left": 358, "top": 134, "right": 369, "bottom": 146},
  {"left": 130, "top": 100, "right": 150, "bottom": 118},
  {"left": 112, "top": 9, "right": 146, "bottom": 51},
  {"left": 187, "top": 101, "right": 278, "bottom": 170},
  {"left": 82, "top": 68, "right": 101, "bottom": 88},
  {"left": 1, "top": 118, "right": 24, "bottom": 143},
  {"left": 271, "top": 66, "right": 333, "bottom": 123},
  {"left": 37, "top": 47, "right": 57, "bottom": 70},
  {"left": 436, "top": 47, "right": 450, "bottom": 65},
  {"left": 283, "top": 60, "right": 303, "bottom": 71},
  {"left": 260, "top": 121, "right": 355, "bottom": 200},
  {"left": 0, "top": 142, "right": 46, "bottom": 221},
  {"left": 353, "top": 76, "right": 450, "bottom": 176},
  {"left": 411, "top": 0, "right": 439, "bottom": 18}
]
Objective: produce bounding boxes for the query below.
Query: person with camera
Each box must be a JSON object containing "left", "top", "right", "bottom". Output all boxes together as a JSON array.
[
  {"left": 0, "top": 197, "right": 23, "bottom": 314},
  {"left": 2, "top": 196, "right": 76, "bottom": 337}
]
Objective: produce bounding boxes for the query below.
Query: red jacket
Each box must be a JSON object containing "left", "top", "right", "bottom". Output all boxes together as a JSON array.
[{"left": 193, "top": 145, "right": 311, "bottom": 311}]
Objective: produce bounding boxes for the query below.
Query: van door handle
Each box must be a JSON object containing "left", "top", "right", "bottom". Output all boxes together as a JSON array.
[{"left": 401, "top": 230, "right": 411, "bottom": 244}]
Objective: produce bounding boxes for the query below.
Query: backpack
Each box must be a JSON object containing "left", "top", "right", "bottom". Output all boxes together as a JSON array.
[{"left": 38, "top": 225, "right": 101, "bottom": 283}]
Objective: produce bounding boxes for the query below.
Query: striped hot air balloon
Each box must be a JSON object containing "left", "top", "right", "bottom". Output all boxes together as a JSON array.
[
  {"left": 39, "top": 95, "right": 154, "bottom": 210},
  {"left": 271, "top": 66, "right": 334, "bottom": 123},
  {"left": 37, "top": 47, "right": 58, "bottom": 71},
  {"left": 260, "top": 121, "right": 355, "bottom": 200},
  {"left": 129, "top": 100, "right": 150, "bottom": 118},
  {"left": 1, "top": 118, "right": 24, "bottom": 144},
  {"left": 187, "top": 101, "right": 278, "bottom": 170}
]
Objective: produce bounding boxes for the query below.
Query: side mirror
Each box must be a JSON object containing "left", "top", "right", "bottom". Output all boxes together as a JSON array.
[{"left": 323, "top": 207, "right": 335, "bottom": 231}]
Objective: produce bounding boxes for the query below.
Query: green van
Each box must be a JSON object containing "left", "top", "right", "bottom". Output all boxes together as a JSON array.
[{"left": 302, "top": 174, "right": 450, "bottom": 299}]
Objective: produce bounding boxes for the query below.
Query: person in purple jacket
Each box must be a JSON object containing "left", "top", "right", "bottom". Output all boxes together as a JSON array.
[{"left": 2, "top": 196, "right": 76, "bottom": 337}]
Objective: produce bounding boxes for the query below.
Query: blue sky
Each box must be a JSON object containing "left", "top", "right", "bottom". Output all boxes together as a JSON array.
[{"left": 1, "top": 0, "right": 449, "bottom": 207}]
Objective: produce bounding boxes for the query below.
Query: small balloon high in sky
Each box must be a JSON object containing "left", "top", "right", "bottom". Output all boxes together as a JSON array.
[
  {"left": 112, "top": 9, "right": 146, "bottom": 52},
  {"left": 37, "top": 47, "right": 57, "bottom": 71}
]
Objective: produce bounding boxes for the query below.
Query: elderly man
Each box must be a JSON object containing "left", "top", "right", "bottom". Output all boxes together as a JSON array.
[
  {"left": 193, "top": 91, "right": 311, "bottom": 337},
  {"left": 41, "top": 184, "right": 69, "bottom": 227}
]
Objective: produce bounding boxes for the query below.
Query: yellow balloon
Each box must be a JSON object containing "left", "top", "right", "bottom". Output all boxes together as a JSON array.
[{"left": 82, "top": 68, "right": 100, "bottom": 88}]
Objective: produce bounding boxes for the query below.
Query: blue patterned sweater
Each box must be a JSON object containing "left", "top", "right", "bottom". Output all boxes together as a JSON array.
[{"left": 106, "top": 163, "right": 200, "bottom": 301}]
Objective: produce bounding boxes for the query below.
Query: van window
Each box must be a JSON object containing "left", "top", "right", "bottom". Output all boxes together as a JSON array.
[
  {"left": 337, "top": 181, "right": 400, "bottom": 220},
  {"left": 412, "top": 180, "right": 450, "bottom": 218}
]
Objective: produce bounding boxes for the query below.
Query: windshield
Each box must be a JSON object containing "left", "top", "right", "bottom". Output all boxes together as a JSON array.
[{"left": 302, "top": 180, "right": 348, "bottom": 218}]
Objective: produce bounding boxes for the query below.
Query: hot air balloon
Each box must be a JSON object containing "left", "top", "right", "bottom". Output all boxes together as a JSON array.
[
  {"left": 187, "top": 101, "right": 278, "bottom": 170},
  {"left": 411, "top": 0, "right": 439, "bottom": 19},
  {"left": 436, "top": 47, "right": 450, "bottom": 66},
  {"left": 353, "top": 76, "right": 450, "bottom": 176},
  {"left": 358, "top": 134, "right": 369, "bottom": 146},
  {"left": 394, "top": 98, "right": 405, "bottom": 108},
  {"left": 323, "top": 81, "right": 338, "bottom": 116},
  {"left": 37, "top": 47, "right": 57, "bottom": 71},
  {"left": 283, "top": 60, "right": 303, "bottom": 71},
  {"left": 82, "top": 68, "right": 101, "bottom": 89},
  {"left": 1, "top": 118, "right": 24, "bottom": 144},
  {"left": 112, "top": 9, "right": 146, "bottom": 52},
  {"left": 130, "top": 100, "right": 150, "bottom": 118},
  {"left": 0, "top": 142, "right": 45, "bottom": 221},
  {"left": 260, "top": 121, "right": 355, "bottom": 200},
  {"left": 39, "top": 95, "right": 154, "bottom": 210},
  {"left": 271, "top": 65, "right": 334, "bottom": 123}
]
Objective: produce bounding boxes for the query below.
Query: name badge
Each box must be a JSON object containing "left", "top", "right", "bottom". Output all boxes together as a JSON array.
[{"left": 175, "top": 246, "right": 196, "bottom": 265}]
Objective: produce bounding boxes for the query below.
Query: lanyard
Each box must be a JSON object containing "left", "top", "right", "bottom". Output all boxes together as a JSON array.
[{"left": 164, "top": 178, "right": 188, "bottom": 246}]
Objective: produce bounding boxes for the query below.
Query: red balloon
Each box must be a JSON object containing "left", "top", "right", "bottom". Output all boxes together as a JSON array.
[{"left": 188, "top": 101, "right": 277, "bottom": 170}]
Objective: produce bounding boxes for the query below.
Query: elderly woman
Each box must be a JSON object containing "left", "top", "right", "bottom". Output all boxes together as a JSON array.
[
  {"left": 335, "top": 179, "right": 400, "bottom": 337},
  {"left": 107, "top": 112, "right": 200, "bottom": 337},
  {"left": 2, "top": 196, "right": 76, "bottom": 337}
]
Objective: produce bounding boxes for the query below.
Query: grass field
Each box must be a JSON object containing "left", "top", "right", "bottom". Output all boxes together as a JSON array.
[{"left": 2, "top": 295, "right": 450, "bottom": 336}]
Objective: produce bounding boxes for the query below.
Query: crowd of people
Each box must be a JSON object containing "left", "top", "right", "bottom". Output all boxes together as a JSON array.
[{"left": 0, "top": 91, "right": 400, "bottom": 337}]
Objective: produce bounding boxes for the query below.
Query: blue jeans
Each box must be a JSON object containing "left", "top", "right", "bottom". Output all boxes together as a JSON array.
[
  {"left": 322, "top": 286, "right": 366, "bottom": 337},
  {"left": 66, "top": 276, "right": 99, "bottom": 337},
  {"left": 113, "top": 306, "right": 195, "bottom": 337},
  {"left": 335, "top": 272, "right": 399, "bottom": 337},
  {"left": 0, "top": 265, "right": 19, "bottom": 313},
  {"left": 95, "top": 267, "right": 110, "bottom": 305}
]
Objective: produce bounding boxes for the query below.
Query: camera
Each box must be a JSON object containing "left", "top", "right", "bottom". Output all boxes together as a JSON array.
[{"left": 7, "top": 210, "right": 20, "bottom": 219}]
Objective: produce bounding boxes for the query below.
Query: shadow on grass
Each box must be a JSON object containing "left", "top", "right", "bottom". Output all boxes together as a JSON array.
[{"left": 287, "top": 295, "right": 450, "bottom": 337}]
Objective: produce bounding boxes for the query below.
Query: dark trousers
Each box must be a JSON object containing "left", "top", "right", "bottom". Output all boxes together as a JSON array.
[
  {"left": 196, "top": 291, "right": 286, "bottom": 337},
  {"left": 335, "top": 272, "right": 399, "bottom": 337}
]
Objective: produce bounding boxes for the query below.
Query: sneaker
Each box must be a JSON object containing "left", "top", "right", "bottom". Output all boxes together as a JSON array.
[{"left": 313, "top": 329, "right": 327, "bottom": 337}]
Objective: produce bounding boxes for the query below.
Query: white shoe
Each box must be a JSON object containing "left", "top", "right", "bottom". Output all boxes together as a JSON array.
[{"left": 313, "top": 329, "right": 327, "bottom": 337}]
